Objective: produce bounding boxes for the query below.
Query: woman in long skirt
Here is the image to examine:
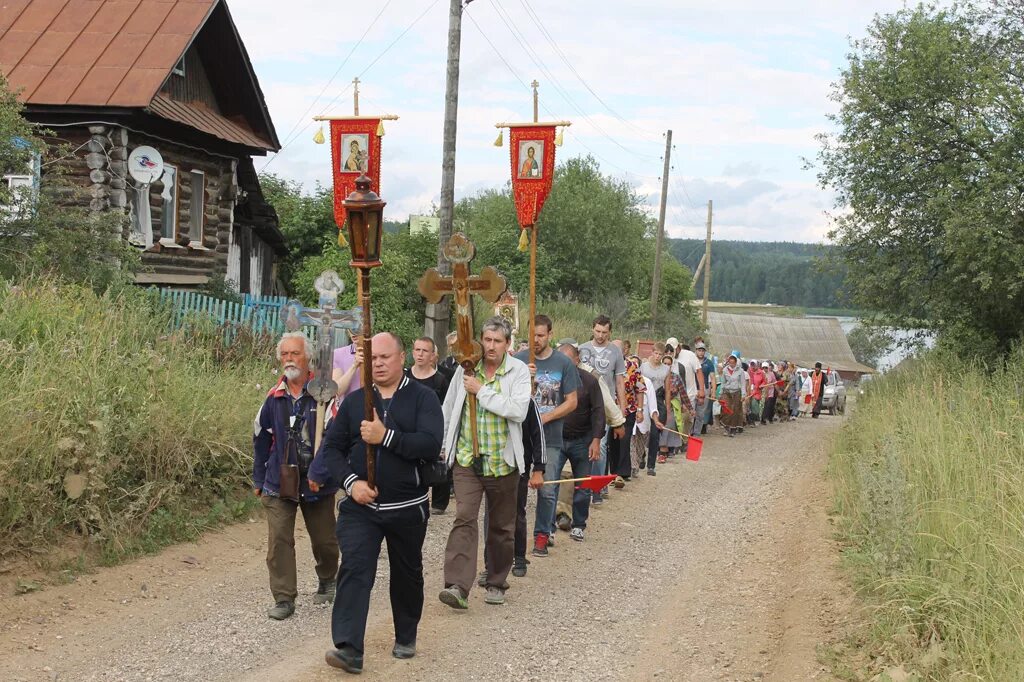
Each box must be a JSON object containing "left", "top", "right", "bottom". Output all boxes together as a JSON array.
[{"left": 719, "top": 353, "right": 747, "bottom": 436}]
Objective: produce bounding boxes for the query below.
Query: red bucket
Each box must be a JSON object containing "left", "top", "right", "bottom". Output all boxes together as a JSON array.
[{"left": 685, "top": 436, "right": 703, "bottom": 461}]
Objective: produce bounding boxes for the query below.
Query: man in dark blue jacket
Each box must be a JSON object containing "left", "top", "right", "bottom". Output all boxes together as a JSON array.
[
  {"left": 309, "top": 332, "right": 443, "bottom": 674},
  {"left": 253, "top": 332, "right": 339, "bottom": 621}
]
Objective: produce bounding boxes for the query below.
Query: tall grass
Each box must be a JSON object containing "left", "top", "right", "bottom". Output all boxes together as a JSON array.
[
  {"left": 0, "top": 278, "right": 275, "bottom": 566},
  {"left": 828, "top": 350, "right": 1024, "bottom": 680}
]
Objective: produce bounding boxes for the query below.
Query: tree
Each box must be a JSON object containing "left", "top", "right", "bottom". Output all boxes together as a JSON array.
[
  {"left": 0, "top": 74, "right": 134, "bottom": 289},
  {"left": 846, "top": 324, "right": 895, "bottom": 369},
  {"left": 817, "top": 4, "right": 1024, "bottom": 357},
  {"left": 260, "top": 173, "right": 335, "bottom": 286}
]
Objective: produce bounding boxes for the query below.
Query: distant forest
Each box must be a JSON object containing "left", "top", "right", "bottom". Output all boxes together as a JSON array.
[{"left": 668, "top": 239, "right": 847, "bottom": 308}]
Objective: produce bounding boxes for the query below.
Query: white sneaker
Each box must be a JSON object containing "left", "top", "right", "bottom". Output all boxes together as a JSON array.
[{"left": 570, "top": 527, "right": 584, "bottom": 542}]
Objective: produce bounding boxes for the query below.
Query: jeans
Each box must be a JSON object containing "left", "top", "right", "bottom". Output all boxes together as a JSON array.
[
  {"left": 543, "top": 438, "right": 594, "bottom": 531},
  {"left": 591, "top": 426, "right": 609, "bottom": 499},
  {"left": 647, "top": 423, "right": 662, "bottom": 470},
  {"left": 534, "top": 446, "right": 564, "bottom": 537},
  {"left": 703, "top": 395, "right": 715, "bottom": 427}
]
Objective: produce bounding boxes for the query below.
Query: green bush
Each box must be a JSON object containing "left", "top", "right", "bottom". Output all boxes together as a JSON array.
[
  {"left": 0, "top": 278, "right": 273, "bottom": 565},
  {"left": 828, "top": 350, "right": 1024, "bottom": 679}
]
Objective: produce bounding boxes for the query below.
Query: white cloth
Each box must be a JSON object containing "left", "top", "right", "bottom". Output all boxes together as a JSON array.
[
  {"left": 633, "top": 377, "right": 656, "bottom": 435},
  {"left": 440, "top": 352, "right": 532, "bottom": 474},
  {"left": 675, "top": 349, "right": 702, "bottom": 399}
]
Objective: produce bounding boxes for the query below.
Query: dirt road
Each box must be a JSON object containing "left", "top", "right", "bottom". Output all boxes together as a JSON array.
[{"left": 0, "top": 414, "right": 854, "bottom": 681}]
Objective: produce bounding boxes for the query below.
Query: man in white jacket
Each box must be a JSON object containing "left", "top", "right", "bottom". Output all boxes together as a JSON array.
[{"left": 439, "top": 317, "right": 543, "bottom": 609}]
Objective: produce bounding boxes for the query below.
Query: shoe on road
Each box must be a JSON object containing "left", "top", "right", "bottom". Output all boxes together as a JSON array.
[
  {"left": 570, "top": 527, "right": 584, "bottom": 542},
  {"left": 512, "top": 556, "right": 529, "bottom": 577},
  {"left": 392, "top": 640, "right": 416, "bottom": 659},
  {"left": 647, "top": 468, "right": 656, "bottom": 476},
  {"left": 657, "top": 455, "right": 667, "bottom": 464},
  {"left": 613, "top": 476, "right": 625, "bottom": 489},
  {"left": 313, "top": 579, "right": 335, "bottom": 605},
  {"left": 439, "top": 585, "right": 468, "bottom": 610},
  {"left": 477, "top": 570, "right": 488, "bottom": 588},
  {"left": 484, "top": 586, "right": 506, "bottom": 605},
  {"left": 532, "top": 533, "right": 550, "bottom": 557},
  {"left": 326, "top": 645, "right": 363, "bottom": 673},
  {"left": 430, "top": 506, "right": 447, "bottom": 515},
  {"left": 267, "top": 600, "right": 295, "bottom": 620}
]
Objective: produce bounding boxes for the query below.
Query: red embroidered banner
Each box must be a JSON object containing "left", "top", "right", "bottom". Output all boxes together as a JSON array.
[
  {"left": 329, "top": 118, "right": 382, "bottom": 228},
  {"left": 508, "top": 125, "right": 556, "bottom": 228}
]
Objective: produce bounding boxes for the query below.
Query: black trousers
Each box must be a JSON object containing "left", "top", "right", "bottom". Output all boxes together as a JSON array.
[
  {"left": 762, "top": 396, "right": 777, "bottom": 423},
  {"left": 331, "top": 498, "right": 428, "bottom": 655},
  {"left": 608, "top": 412, "right": 636, "bottom": 478},
  {"left": 430, "top": 469, "right": 452, "bottom": 511}
]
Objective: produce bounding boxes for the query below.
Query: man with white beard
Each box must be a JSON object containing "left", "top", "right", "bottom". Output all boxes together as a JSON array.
[{"left": 252, "top": 332, "right": 340, "bottom": 621}]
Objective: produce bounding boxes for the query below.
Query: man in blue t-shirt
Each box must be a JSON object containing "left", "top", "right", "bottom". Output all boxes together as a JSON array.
[
  {"left": 695, "top": 339, "right": 716, "bottom": 434},
  {"left": 515, "top": 314, "right": 579, "bottom": 557}
]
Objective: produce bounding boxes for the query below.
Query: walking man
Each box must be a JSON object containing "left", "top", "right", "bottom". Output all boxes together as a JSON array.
[
  {"left": 810, "top": 362, "right": 827, "bottom": 418},
  {"left": 253, "top": 332, "right": 339, "bottom": 621},
  {"left": 439, "top": 317, "right": 543, "bottom": 608},
  {"left": 309, "top": 332, "right": 443, "bottom": 673},
  {"left": 515, "top": 315, "right": 579, "bottom": 556},
  {"left": 579, "top": 315, "right": 627, "bottom": 501},
  {"left": 695, "top": 340, "right": 716, "bottom": 434}
]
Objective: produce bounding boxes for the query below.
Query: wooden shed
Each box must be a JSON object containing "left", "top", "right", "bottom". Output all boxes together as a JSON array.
[
  {"left": 707, "top": 311, "right": 875, "bottom": 379},
  {"left": 0, "top": 0, "right": 286, "bottom": 294}
]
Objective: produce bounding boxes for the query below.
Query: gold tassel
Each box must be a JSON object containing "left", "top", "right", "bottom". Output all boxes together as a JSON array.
[
  {"left": 493, "top": 130, "right": 503, "bottom": 147},
  {"left": 376, "top": 120, "right": 385, "bottom": 137},
  {"left": 338, "top": 229, "right": 348, "bottom": 247},
  {"left": 313, "top": 126, "right": 325, "bottom": 144},
  {"left": 517, "top": 228, "right": 528, "bottom": 252},
  {"left": 555, "top": 128, "right": 563, "bottom": 147}
]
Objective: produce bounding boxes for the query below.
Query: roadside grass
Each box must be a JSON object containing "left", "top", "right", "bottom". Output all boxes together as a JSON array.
[
  {"left": 826, "top": 349, "right": 1024, "bottom": 680},
  {"left": 0, "top": 278, "right": 274, "bottom": 581}
]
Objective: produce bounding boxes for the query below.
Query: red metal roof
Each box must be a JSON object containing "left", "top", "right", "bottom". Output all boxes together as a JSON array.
[
  {"left": 0, "top": 0, "right": 215, "bottom": 107},
  {"left": 148, "top": 94, "right": 273, "bottom": 150}
]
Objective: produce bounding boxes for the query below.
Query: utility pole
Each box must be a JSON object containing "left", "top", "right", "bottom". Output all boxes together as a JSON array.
[
  {"left": 649, "top": 129, "right": 673, "bottom": 324},
  {"left": 424, "top": 0, "right": 466, "bottom": 351},
  {"left": 703, "top": 199, "right": 713, "bottom": 325}
]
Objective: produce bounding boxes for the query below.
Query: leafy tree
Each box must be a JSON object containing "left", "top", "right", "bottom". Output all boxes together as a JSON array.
[
  {"left": 846, "top": 324, "right": 895, "bottom": 369},
  {"left": 0, "top": 74, "right": 135, "bottom": 289},
  {"left": 260, "top": 173, "right": 335, "bottom": 285},
  {"left": 817, "top": 3, "right": 1024, "bottom": 357}
]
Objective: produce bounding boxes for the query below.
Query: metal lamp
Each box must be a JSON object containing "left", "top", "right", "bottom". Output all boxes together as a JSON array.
[
  {"left": 342, "top": 173, "right": 385, "bottom": 269},
  {"left": 341, "top": 173, "right": 386, "bottom": 490}
]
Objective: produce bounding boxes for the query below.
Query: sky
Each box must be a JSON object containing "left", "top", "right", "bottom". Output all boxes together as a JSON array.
[{"left": 231, "top": 0, "right": 910, "bottom": 244}]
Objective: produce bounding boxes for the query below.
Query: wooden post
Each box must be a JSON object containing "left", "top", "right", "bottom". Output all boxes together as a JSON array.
[
  {"left": 531, "top": 80, "right": 539, "bottom": 123},
  {"left": 703, "top": 199, "right": 712, "bottom": 326},
  {"left": 352, "top": 77, "right": 360, "bottom": 116},
  {"left": 359, "top": 268, "right": 375, "bottom": 489},
  {"left": 650, "top": 130, "right": 673, "bottom": 323},
  {"left": 424, "top": 0, "right": 465, "bottom": 352},
  {"left": 528, "top": 223, "right": 537, "bottom": 366}
]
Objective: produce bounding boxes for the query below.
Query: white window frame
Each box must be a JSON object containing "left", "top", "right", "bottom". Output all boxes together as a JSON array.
[
  {"left": 2, "top": 152, "right": 40, "bottom": 221},
  {"left": 159, "top": 163, "right": 183, "bottom": 248},
  {"left": 188, "top": 169, "right": 208, "bottom": 249}
]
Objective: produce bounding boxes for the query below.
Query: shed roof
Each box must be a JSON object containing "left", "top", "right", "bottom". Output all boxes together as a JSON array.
[{"left": 707, "top": 312, "right": 875, "bottom": 374}]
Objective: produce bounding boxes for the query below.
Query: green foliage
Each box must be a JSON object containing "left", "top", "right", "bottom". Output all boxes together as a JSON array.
[
  {"left": 817, "top": 4, "right": 1024, "bottom": 357},
  {"left": 670, "top": 239, "right": 846, "bottom": 307},
  {"left": 0, "top": 73, "right": 138, "bottom": 289},
  {"left": 0, "top": 278, "right": 270, "bottom": 564},
  {"left": 260, "top": 173, "right": 335, "bottom": 284},
  {"left": 846, "top": 324, "right": 895, "bottom": 369},
  {"left": 292, "top": 230, "right": 440, "bottom": 346},
  {"left": 828, "top": 349, "right": 1024, "bottom": 679}
]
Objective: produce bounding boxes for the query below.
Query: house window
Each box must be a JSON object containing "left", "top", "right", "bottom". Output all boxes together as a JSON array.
[
  {"left": 2, "top": 152, "right": 40, "bottom": 219},
  {"left": 189, "top": 170, "right": 206, "bottom": 247},
  {"left": 160, "top": 164, "right": 178, "bottom": 242}
]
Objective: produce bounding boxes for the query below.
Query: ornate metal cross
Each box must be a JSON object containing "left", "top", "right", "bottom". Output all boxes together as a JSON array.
[
  {"left": 282, "top": 271, "right": 363, "bottom": 452},
  {"left": 418, "top": 233, "right": 507, "bottom": 456}
]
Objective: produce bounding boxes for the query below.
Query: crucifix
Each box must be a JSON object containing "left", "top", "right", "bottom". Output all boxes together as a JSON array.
[
  {"left": 418, "top": 233, "right": 507, "bottom": 456},
  {"left": 284, "top": 270, "right": 363, "bottom": 452}
]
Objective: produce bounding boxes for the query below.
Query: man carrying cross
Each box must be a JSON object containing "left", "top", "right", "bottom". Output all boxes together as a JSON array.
[{"left": 438, "top": 316, "right": 543, "bottom": 608}]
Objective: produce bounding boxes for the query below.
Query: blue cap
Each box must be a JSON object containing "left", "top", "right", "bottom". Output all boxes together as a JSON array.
[{"left": 730, "top": 350, "right": 741, "bottom": 359}]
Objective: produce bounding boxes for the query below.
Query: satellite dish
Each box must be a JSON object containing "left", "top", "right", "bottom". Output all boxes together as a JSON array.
[{"left": 128, "top": 146, "right": 165, "bottom": 184}]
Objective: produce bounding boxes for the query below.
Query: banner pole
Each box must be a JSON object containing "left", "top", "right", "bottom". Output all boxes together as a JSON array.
[{"left": 528, "top": 224, "right": 537, "bottom": 367}]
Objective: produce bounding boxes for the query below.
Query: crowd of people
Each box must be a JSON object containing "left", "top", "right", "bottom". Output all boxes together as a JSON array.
[{"left": 250, "top": 314, "right": 835, "bottom": 674}]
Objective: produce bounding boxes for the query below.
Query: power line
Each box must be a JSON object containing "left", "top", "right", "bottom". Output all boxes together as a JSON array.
[
  {"left": 259, "top": 0, "right": 443, "bottom": 173},
  {"left": 274, "top": 0, "right": 395, "bottom": 153},
  {"left": 514, "top": 0, "right": 663, "bottom": 143},
  {"left": 483, "top": 1, "right": 662, "bottom": 163}
]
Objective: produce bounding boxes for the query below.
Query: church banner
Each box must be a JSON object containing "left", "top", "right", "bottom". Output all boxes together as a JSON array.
[
  {"left": 329, "top": 118, "right": 383, "bottom": 229},
  {"left": 507, "top": 124, "right": 557, "bottom": 239}
]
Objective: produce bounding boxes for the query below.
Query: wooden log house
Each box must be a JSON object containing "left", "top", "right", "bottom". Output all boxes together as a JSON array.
[{"left": 0, "top": 0, "right": 287, "bottom": 294}]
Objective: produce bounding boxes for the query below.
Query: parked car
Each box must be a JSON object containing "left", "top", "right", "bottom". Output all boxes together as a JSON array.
[{"left": 821, "top": 371, "right": 846, "bottom": 415}]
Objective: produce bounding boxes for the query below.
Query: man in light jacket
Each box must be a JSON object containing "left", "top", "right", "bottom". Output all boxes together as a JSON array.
[{"left": 439, "top": 317, "right": 543, "bottom": 609}]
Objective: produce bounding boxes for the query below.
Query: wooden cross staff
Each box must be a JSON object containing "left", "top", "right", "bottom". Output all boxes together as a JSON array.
[{"left": 418, "top": 233, "right": 507, "bottom": 456}]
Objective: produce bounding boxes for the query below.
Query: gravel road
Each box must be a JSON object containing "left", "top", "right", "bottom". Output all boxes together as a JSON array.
[{"left": 0, "top": 414, "right": 853, "bottom": 682}]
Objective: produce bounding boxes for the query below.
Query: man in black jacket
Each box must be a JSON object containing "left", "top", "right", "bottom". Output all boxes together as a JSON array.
[{"left": 308, "top": 332, "right": 443, "bottom": 674}]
